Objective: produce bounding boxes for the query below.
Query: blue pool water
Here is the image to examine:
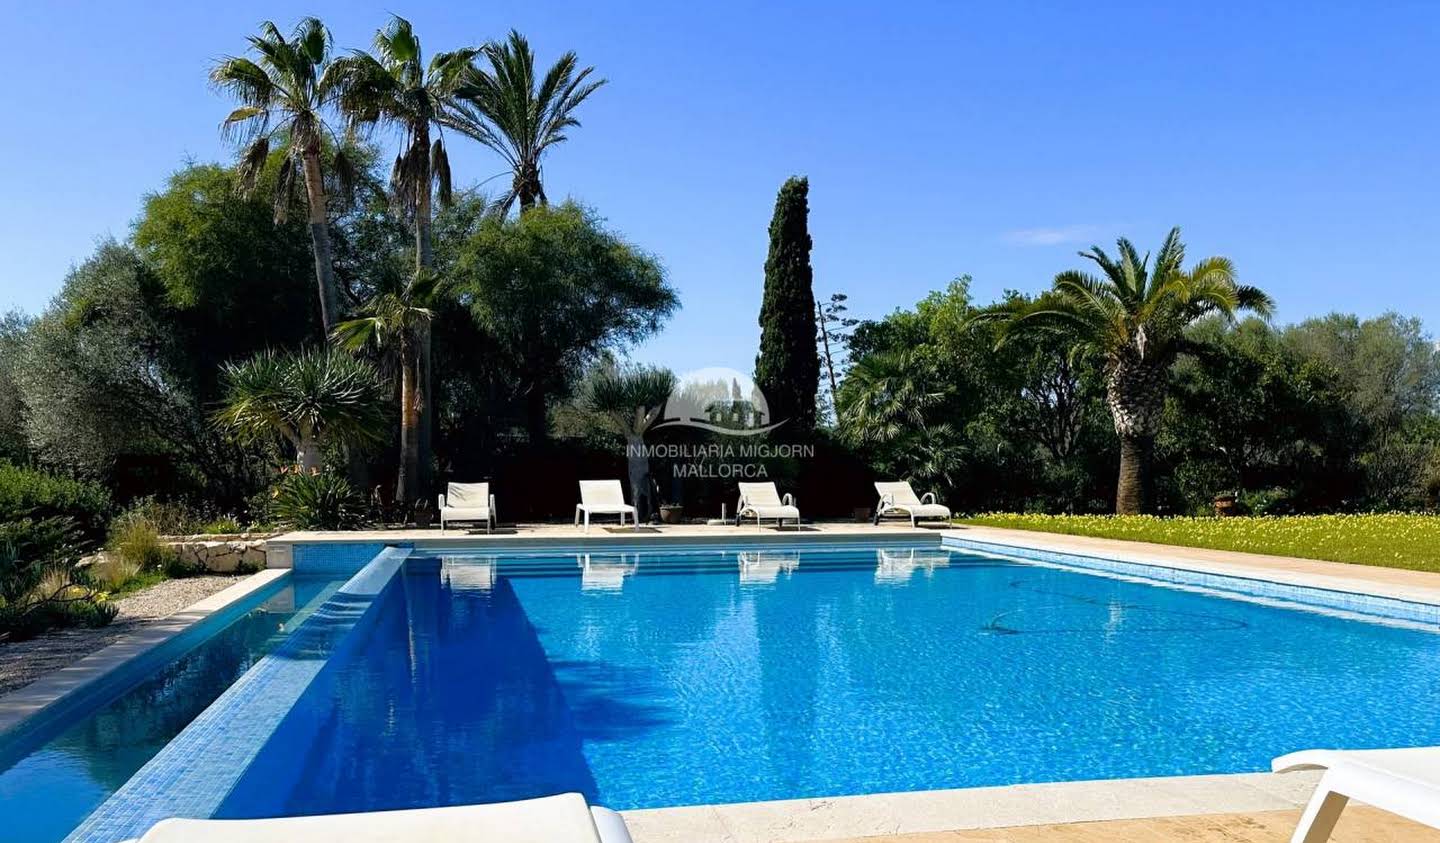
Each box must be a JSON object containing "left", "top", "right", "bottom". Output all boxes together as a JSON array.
[
  {"left": 0, "top": 576, "right": 341, "bottom": 843},
  {"left": 213, "top": 546, "right": 1440, "bottom": 816}
]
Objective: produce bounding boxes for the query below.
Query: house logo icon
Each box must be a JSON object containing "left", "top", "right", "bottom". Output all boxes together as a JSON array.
[{"left": 651, "top": 367, "right": 786, "bottom": 437}]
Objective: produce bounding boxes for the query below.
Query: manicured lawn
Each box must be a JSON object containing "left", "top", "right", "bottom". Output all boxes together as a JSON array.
[{"left": 958, "top": 513, "right": 1440, "bottom": 573}]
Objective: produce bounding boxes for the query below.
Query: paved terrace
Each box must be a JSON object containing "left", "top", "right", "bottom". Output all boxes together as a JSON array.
[{"left": 217, "top": 523, "right": 1440, "bottom": 840}]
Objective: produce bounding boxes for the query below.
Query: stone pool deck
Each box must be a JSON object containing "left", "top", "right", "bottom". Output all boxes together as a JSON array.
[{"left": 819, "top": 806, "right": 1440, "bottom": 842}]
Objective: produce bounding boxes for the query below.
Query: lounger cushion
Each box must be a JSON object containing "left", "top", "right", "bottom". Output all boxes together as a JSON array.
[
  {"left": 446, "top": 483, "right": 490, "bottom": 508},
  {"left": 743, "top": 505, "right": 800, "bottom": 520},
  {"left": 441, "top": 507, "right": 492, "bottom": 521},
  {"left": 133, "top": 794, "right": 606, "bottom": 843},
  {"left": 892, "top": 503, "right": 951, "bottom": 519},
  {"left": 578, "top": 504, "right": 636, "bottom": 514}
]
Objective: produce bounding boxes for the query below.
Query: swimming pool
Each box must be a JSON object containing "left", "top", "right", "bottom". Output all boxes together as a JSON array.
[
  {"left": 114, "top": 541, "right": 1440, "bottom": 823},
  {"left": 0, "top": 575, "right": 343, "bottom": 843}
]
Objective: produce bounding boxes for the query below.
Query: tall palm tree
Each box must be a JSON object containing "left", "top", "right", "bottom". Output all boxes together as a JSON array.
[
  {"left": 332, "top": 274, "right": 440, "bottom": 508},
  {"left": 987, "top": 227, "right": 1273, "bottom": 514},
  {"left": 214, "top": 347, "right": 386, "bottom": 471},
  {"left": 448, "top": 30, "right": 606, "bottom": 215},
  {"left": 210, "top": 18, "right": 349, "bottom": 332},
  {"left": 330, "top": 16, "right": 479, "bottom": 497}
]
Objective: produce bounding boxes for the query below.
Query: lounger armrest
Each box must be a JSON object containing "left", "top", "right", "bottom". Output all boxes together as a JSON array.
[
  {"left": 921, "top": 491, "right": 937, "bottom": 504},
  {"left": 437, "top": 493, "right": 447, "bottom": 509},
  {"left": 490, "top": 494, "right": 497, "bottom": 520},
  {"left": 782, "top": 493, "right": 795, "bottom": 507}
]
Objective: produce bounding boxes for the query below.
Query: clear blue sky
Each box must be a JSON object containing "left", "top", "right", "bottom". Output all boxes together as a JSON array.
[{"left": 3, "top": 1, "right": 1439, "bottom": 374}]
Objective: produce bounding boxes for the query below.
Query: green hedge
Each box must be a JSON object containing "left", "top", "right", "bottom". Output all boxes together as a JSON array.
[{"left": 0, "top": 462, "right": 113, "bottom": 540}]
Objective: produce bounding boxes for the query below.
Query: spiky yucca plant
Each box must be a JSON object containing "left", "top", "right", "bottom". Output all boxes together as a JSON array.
[{"left": 215, "top": 347, "right": 387, "bottom": 471}]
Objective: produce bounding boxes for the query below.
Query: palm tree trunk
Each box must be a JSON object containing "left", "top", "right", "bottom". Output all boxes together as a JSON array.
[
  {"left": 1105, "top": 358, "right": 1166, "bottom": 515},
  {"left": 299, "top": 148, "right": 339, "bottom": 332},
  {"left": 412, "top": 125, "right": 435, "bottom": 497},
  {"left": 1115, "top": 433, "right": 1153, "bottom": 515},
  {"left": 296, "top": 435, "right": 323, "bottom": 473},
  {"left": 397, "top": 340, "right": 421, "bottom": 507}
]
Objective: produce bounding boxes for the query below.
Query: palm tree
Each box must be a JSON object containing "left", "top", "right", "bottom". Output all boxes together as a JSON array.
[
  {"left": 215, "top": 348, "right": 386, "bottom": 471},
  {"left": 210, "top": 18, "right": 349, "bottom": 332},
  {"left": 835, "top": 350, "right": 944, "bottom": 446},
  {"left": 332, "top": 273, "right": 440, "bottom": 507},
  {"left": 448, "top": 30, "right": 606, "bottom": 215},
  {"left": 988, "top": 227, "right": 1273, "bottom": 514},
  {"left": 585, "top": 364, "right": 675, "bottom": 520},
  {"left": 330, "top": 16, "right": 479, "bottom": 496}
]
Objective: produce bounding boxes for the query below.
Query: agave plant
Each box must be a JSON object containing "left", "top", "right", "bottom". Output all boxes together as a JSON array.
[
  {"left": 214, "top": 347, "right": 387, "bottom": 471},
  {"left": 447, "top": 30, "right": 606, "bottom": 215},
  {"left": 269, "top": 472, "right": 364, "bottom": 530}
]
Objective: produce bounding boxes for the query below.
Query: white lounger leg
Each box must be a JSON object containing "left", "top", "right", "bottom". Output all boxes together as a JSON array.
[{"left": 1291, "top": 774, "right": 1350, "bottom": 843}]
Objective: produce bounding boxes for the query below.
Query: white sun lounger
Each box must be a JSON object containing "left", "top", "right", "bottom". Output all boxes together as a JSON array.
[
  {"left": 575, "top": 480, "right": 638, "bottom": 533},
  {"left": 874, "top": 481, "right": 951, "bottom": 526},
  {"left": 121, "top": 793, "right": 633, "bottom": 843},
  {"left": 438, "top": 482, "right": 497, "bottom": 533},
  {"left": 735, "top": 482, "right": 801, "bottom": 531},
  {"left": 1273, "top": 747, "right": 1440, "bottom": 842}
]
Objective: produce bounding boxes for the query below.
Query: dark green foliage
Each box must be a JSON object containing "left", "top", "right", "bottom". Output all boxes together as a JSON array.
[
  {"left": 0, "top": 462, "right": 113, "bottom": 540},
  {"left": 0, "top": 312, "right": 31, "bottom": 464},
  {"left": 133, "top": 164, "right": 319, "bottom": 402},
  {"left": 270, "top": 472, "right": 365, "bottom": 530},
  {"left": 12, "top": 241, "right": 263, "bottom": 505},
  {"left": 453, "top": 202, "right": 677, "bottom": 440},
  {"left": 756, "top": 177, "right": 820, "bottom": 433}
]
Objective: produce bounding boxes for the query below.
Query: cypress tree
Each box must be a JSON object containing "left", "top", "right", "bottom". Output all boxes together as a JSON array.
[{"left": 755, "top": 176, "right": 820, "bottom": 432}]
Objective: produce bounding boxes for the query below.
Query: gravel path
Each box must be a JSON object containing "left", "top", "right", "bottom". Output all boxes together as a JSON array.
[{"left": 0, "top": 575, "right": 244, "bottom": 698}]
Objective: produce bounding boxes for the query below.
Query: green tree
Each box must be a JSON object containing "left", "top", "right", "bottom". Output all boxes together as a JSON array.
[
  {"left": 331, "top": 16, "right": 480, "bottom": 495},
  {"left": 584, "top": 364, "right": 675, "bottom": 520},
  {"left": 448, "top": 30, "right": 606, "bottom": 215},
  {"left": 987, "top": 227, "right": 1272, "bottom": 514},
  {"left": 453, "top": 202, "right": 677, "bottom": 441},
  {"left": 332, "top": 274, "right": 442, "bottom": 505},
  {"left": 210, "top": 17, "right": 348, "bottom": 332},
  {"left": 12, "top": 242, "right": 258, "bottom": 503},
  {"left": 132, "top": 163, "right": 317, "bottom": 402},
  {"left": 215, "top": 348, "right": 386, "bottom": 471},
  {"left": 756, "top": 177, "right": 820, "bottom": 433},
  {"left": 0, "top": 312, "right": 31, "bottom": 463}
]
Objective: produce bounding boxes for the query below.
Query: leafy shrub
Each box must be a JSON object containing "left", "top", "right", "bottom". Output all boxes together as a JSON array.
[
  {"left": 0, "top": 462, "right": 112, "bottom": 540},
  {"left": 0, "top": 553, "right": 118, "bottom": 641},
  {"left": 270, "top": 472, "right": 364, "bottom": 530}
]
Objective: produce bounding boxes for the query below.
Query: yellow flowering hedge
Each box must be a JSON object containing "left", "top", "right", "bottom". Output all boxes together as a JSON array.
[{"left": 958, "top": 513, "right": 1440, "bottom": 573}]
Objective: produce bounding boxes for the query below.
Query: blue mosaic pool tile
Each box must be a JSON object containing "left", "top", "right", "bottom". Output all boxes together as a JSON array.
[
  {"left": 65, "top": 547, "right": 410, "bottom": 843},
  {"left": 943, "top": 535, "right": 1440, "bottom": 626},
  {"left": 292, "top": 541, "right": 405, "bottom": 575}
]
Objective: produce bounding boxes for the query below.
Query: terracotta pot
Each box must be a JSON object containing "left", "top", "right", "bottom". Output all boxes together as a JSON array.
[{"left": 659, "top": 505, "right": 685, "bottom": 524}]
